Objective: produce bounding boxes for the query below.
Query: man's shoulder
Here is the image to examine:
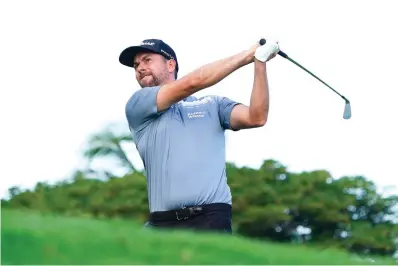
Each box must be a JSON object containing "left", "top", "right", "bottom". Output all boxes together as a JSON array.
[
  {"left": 125, "top": 86, "right": 161, "bottom": 108},
  {"left": 128, "top": 86, "right": 161, "bottom": 99}
]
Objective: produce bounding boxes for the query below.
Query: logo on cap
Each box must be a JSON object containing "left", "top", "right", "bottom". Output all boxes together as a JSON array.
[
  {"left": 141, "top": 41, "right": 155, "bottom": 46},
  {"left": 161, "top": 49, "right": 174, "bottom": 60}
]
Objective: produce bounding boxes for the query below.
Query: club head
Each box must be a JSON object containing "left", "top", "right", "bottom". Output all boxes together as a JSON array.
[{"left": 343, "top": 100, "right": 351, "bottom": 119}]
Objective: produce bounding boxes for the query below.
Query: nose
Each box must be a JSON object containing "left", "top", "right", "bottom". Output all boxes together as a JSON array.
[
  {"left": 135, "top": 63, "right": 144, "bottom": 76},
  {"left": 136, "top": 62, "right": 146, "bottom": 72}
]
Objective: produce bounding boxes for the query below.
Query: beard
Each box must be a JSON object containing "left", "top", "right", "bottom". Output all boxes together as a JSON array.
[{"left": 138, "top": 71, "right": 168, "bottom": 88}]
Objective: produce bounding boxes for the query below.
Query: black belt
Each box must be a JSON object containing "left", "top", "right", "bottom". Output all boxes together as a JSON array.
[
  {"left": 150, "top": 206, "right": 204, "bottom": 221},
  {"left": 149, "top": 203, "right": 231, "bottom": 222}
]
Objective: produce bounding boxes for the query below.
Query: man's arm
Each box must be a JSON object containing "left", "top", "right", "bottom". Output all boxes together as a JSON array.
[
  {"left": 156, "top": 44, "right": 259, "bottom": 112},
  {"left": 229, "top": 59, "right": 270, "bottom": 130},
  {"left": 229, "top": 40, "right": 279, "bottom": 130}
]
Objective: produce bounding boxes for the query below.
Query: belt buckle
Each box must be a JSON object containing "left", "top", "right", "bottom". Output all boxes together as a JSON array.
[
  {"left": 176, "top": 207, "right": 189, "bottom": 221},
  {"left": 191, "top": 207, "right": 202, "bottom": 214}
]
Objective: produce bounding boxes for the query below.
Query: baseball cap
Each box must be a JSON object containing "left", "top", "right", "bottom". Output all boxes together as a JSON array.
[{"left": 119, "top": 39, "right": 179, "bottom": 73}]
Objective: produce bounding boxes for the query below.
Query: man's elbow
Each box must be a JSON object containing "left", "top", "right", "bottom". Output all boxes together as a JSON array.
[
  {"left": 248, "top": 105, "right": 270, "bottom": 128},
  {"left": 252, "top": 119, "right": 267, "bottom": 127},
  {"left": 249, "top": 116, "right": 267, "bottom": 128}
]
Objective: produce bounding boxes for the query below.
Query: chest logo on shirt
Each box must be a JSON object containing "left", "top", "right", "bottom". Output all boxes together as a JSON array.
[
  {"left": 179, "top": 96, "right": 213, "bottom": 108},
  {"left": 176, "top": 96, "right": 213, "bottom": 120},
  {"left": 187, "top": 111, "right": 205, "bottom": 118}
]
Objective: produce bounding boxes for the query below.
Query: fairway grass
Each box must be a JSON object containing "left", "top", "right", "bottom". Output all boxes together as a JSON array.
[{"left": 1, "top": 209, "right": 395, "bottom": 265}]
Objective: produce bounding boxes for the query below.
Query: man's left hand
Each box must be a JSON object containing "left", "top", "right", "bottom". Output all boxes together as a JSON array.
[{"left": 254, "top": 39, "right": 279, "bottom": 62}]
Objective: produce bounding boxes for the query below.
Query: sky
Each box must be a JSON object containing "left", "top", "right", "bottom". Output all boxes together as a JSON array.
[{"left": 1, "top": 0, "right": 397, "bottom": 199}]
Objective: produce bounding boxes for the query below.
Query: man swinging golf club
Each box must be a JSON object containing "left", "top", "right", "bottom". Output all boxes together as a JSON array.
[{"left": 119, "top": 38, "right": 279, "bottom": 233}]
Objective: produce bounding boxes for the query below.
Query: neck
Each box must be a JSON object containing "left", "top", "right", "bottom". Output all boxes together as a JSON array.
[{"left": 160, "top": 76, "right": 176, "bottom": 86}]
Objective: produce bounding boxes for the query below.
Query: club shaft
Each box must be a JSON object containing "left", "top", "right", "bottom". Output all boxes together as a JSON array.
[
  {"left": 258, "top": 38, "right": 348, "bottom": 103},
  {"left": 285, "top": 56, "right": 347, "bottom": 101}
]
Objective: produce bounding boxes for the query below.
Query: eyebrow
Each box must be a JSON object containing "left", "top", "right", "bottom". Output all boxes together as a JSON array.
[{"left": 134, "top": 55, "right": 150, "bottom": 67}]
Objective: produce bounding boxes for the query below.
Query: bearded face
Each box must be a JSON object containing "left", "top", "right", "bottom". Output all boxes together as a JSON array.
[{"left": 133, "top": 52, "right": 172, "bottom": 88}]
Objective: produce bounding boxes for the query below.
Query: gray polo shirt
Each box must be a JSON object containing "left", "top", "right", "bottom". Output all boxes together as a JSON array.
[{"left": 125, "top": 85, "right": 240, "bottom": 212}]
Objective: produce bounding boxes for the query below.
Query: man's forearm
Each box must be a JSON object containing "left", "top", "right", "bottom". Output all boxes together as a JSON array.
[
  {"left": 156, "top": 45, "right": 258, "bottom": 112},
  {"left": 249, "top": 59, "right": 270, "bottom": 124},
  {"left": 186, "top": 49, "right": 254, "bottom": 93}
]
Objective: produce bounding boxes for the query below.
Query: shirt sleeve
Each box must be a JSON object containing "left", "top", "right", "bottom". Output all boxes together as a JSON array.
[
  {"left": 125, "top": 86, "right": 163, "bottom": 132},
  {"left": 216, "top": 96, "right": 241, "bottom": 131}
]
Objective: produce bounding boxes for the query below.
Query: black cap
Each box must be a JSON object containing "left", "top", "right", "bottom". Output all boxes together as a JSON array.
[{"left": 119, "top": 39, "right": 179, "bottom": 73}]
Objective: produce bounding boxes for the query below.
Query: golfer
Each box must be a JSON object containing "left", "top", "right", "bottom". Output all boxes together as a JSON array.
[{"left": 119, "top": 38, "right": 279, "bottom": 233}]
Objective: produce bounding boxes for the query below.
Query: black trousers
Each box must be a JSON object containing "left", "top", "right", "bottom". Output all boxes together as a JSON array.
[{"left": 145, "top": 203, "right": 232, "bottom": 234}]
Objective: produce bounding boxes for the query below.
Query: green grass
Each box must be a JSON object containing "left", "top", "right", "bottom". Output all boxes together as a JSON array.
[{"left": 1, "top": 209, "right": 396, "bottom": 265}]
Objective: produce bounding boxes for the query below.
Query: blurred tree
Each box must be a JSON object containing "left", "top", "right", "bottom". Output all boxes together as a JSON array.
[{"left": 82, "top": 124, "right": 136, "bottom": 175}]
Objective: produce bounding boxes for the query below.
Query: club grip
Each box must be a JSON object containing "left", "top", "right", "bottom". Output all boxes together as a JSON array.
[{"left": 259, "top": 38, "right": 288, "bottom": 58}]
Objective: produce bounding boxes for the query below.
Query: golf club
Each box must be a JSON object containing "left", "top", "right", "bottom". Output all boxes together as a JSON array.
[{"left": 259, "top": 38, "right": 351, "bottom": 120}]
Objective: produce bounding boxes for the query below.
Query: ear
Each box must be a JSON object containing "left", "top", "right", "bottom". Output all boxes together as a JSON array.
[{"left": 167, "top": 59, "right": 177, "bottom": 74}]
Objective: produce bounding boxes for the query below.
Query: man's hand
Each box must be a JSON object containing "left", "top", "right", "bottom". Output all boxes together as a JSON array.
[{"left": 254, "top": 39, "right": 279, "bottom": 62}]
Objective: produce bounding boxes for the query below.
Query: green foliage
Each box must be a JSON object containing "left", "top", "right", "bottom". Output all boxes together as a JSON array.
[
  {"left": 2, "top": 124, "right": 397, "bottom": 260},
  {"left": 4, "top": 159, "right": 397, "bottom": 258}
]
